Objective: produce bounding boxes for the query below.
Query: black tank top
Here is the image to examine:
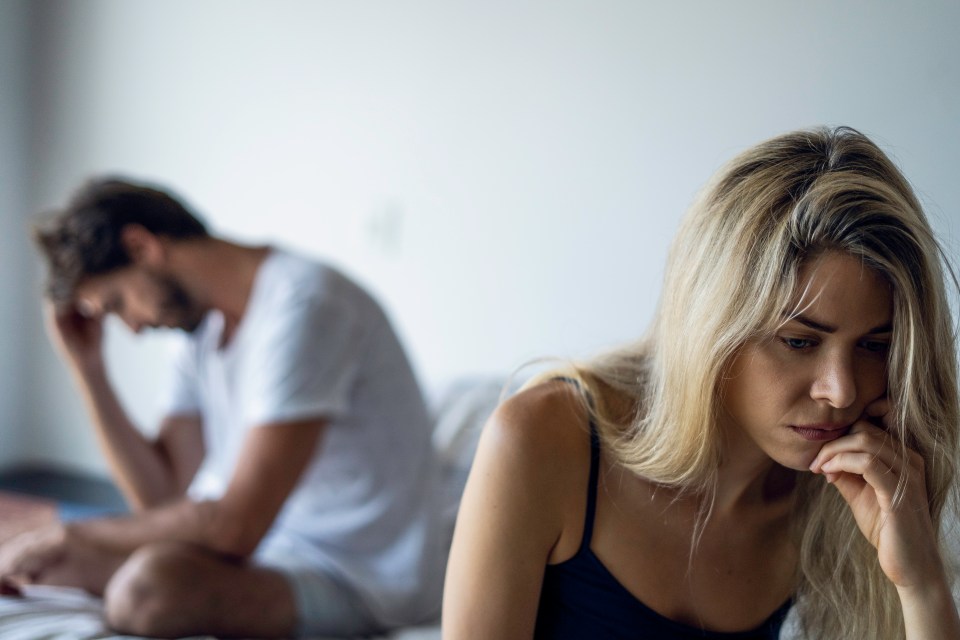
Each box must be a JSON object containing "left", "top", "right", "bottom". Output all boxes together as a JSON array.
[{"left": 533, "top": 423, "right": 791, "bottom": 639}]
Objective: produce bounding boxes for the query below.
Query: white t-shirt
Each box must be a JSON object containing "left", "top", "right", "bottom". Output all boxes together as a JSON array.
[{"left": 164, "top": 249, "right": 444, "bottom": 626}]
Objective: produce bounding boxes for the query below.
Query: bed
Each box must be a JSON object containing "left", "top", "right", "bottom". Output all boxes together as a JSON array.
[{"left": 0, "top": 585, "right": 442, "bottom": 640}]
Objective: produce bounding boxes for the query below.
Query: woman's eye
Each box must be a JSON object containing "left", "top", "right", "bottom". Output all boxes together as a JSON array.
[
  {"left": 860, "top": 340, "right": 890, "bottom": 355},
  {"left": 780, "top": 336, "right": 814, "bottom": 350}
]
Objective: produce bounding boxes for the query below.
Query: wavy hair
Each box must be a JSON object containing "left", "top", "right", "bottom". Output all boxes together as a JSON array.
[
  {"left": 33, "top": 177, "right": 209, "bottom": 304},
  {"left": 555, "top": 127, "right": 959, "bottom": 639}
]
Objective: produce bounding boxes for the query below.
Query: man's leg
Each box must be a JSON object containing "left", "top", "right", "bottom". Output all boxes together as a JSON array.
[{"left": 104, "top": 542, "right": 298, "bottom": 638}]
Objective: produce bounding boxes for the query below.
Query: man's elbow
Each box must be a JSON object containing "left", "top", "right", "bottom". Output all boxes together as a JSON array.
[{"left": 192, "top": 500, "right": 263, "bottom": 558}]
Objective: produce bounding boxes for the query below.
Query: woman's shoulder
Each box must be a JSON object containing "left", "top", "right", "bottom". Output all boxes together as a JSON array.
[
  {"left": 486, "top": 379, "right": 593, "bottom": 462},
  {"left": 471, "top": 379, "right": 596, "bottom": 515},
  {"left": 468, "top": 379, "right": 598, "bottom": 562},
  {"left": 487, "top": 376, "right": 639, "bottom": 461},
  {"left": 444, "top": 380, "right": 600, "bottom": 635}
]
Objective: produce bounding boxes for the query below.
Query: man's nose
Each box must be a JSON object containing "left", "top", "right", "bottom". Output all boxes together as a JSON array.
[{"left": 810, "top": 351, "right": 857, "bottom": 409}]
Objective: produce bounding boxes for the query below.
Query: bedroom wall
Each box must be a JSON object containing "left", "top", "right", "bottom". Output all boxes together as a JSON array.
[
  {"left": 0, "top": 0, "right": 32, "bottom": 469},
  {"left": 11, "top": 0, "right": 960, "bottom": 476}
]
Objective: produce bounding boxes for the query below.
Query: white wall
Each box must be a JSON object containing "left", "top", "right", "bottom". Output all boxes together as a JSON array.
[
  {"left": 0, "top": 0, "right": 32, "bottom": 469},
  {"left": 10, "top": 0, "right": 960, "bottom": 476}
]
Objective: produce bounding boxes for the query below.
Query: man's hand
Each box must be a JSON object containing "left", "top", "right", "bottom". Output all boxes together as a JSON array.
[
  {"left": 0, "top": 523, "right": 119, "bottom": 595},
  {"left": 44, "top": 301, "right": 105, "bottom": 374},
  {"left": 0, "top": 524, "right": 69, "bottom": 590}
]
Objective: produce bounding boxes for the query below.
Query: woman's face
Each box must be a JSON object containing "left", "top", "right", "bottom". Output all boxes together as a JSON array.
[{"left": 721, "top": 251, "right": 893, "bottom": 471}]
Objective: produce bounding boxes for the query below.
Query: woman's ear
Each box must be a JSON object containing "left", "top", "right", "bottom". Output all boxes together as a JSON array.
[{"left": 120, "top": 224, "right": 166, "bottom": 266}]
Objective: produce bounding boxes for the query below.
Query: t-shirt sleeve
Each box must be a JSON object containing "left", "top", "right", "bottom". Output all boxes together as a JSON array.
[
  {"left": 163, "top": 334, "right": 203, "bottom": 418},
  {"left": 241, "top": 293, "right": 368, "bottom": 427}
]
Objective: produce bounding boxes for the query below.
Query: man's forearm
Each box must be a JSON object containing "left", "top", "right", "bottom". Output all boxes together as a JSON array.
[
  {"left": 1, "top": 499, "right": 245, "bottom": 597},
  {"left": 69, "top": 497, "right": 245, "bottom": 559},
  {"left": 72, "top": 362, "right": 181, "bottom": 509}
]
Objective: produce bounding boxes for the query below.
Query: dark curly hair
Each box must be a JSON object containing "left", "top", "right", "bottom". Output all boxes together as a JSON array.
[{"left": 33, "top": 177, "right": 209, "bottom": 303}]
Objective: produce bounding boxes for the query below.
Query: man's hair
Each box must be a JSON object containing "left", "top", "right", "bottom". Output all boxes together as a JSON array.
[{"left": 33, "top": 177, "right": 209, "bottom": 303}]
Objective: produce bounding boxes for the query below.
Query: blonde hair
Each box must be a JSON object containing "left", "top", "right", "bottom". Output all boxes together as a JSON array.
[{"left": 551, "top": 127, "right": 959, "bottom": 639}]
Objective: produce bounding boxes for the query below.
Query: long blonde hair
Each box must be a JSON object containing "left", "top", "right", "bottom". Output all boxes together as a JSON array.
[{"left": 558, "top": 127, "right": 959, "bottom": 639}]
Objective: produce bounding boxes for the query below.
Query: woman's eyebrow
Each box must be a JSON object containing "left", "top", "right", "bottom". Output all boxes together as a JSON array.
[{"left": 791, "top": 314, "right": 892, "bottom": 334}]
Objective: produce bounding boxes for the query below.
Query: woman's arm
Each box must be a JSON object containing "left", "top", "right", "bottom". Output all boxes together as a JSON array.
[
  {"left": 810, "top": 398, "right": 960, "bottom": 639},
  {"left": 442, "top": 383, "right": 590, "bottom": 640}
]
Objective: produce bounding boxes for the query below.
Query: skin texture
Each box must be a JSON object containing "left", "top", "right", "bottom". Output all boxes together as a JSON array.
[
  {"left": 74, "top": 267, "right": 206, "bottom": 336},
  {"left": 0, "top": 228, "right": 327, "bottom": 638},
  {"left": 443, "top": 251, "right": 960, "bottom": 639},
  {"left": 720, "top": 252, "right": 892, "bottom": 474}
]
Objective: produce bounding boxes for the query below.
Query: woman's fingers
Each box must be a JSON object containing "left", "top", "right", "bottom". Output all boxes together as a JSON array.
[
  {"left": 812, "top": 420, "right": 928, "bottom": 517},
  {"left": 819, "top": 451, "right": 899, "bottom": 501},
  {"left": 810, "top": 422, "right": 898, "bottom": 474},
  {"left": 810, "top": 421, "right": 923, "bottom": 503},
  {"left": 806, "top": 407, "right": 941, "bottom": 592}
]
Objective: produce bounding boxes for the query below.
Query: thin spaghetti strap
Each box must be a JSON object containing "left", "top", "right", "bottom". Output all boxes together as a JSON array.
[
  {"left": 549, "top": 376, "right": 601, "bottom": 552},
  {"left": 579, "top": 420, "right": 601, "bottom": 552}
]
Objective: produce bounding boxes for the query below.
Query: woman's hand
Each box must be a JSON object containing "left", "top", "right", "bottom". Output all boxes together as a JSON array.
[
  {"left": 810, "top": 400, "right": 960, "bottom": 638},
  {"left": 808, "top": 398, "right": 942, "bottom": 590}
]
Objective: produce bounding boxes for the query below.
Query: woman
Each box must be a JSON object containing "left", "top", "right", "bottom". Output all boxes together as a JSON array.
[{"left": 443, "top": 127, "right": 960, "bottom": 639}]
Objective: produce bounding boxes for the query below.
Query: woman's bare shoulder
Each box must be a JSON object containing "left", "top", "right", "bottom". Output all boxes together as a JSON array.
[
  {"left": 484, "top": 379, "right": 593, "bottom": 466},
  {"left": 443, "top": 380, "right": 594, "bottom": 637}
]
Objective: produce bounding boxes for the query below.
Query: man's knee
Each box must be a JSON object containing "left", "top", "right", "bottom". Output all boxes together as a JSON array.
[{"left": 103, "top": 542, "right": 201, "bottom": 636}]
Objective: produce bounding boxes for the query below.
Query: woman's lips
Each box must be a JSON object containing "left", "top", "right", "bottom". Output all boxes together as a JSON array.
[{"left": 790, "top": 425, "right": 850, "bottom": 442}]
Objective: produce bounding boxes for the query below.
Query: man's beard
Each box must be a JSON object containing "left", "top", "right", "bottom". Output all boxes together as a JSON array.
[{"left": 154, "top": 274, "right": 206, "bottom": 333}]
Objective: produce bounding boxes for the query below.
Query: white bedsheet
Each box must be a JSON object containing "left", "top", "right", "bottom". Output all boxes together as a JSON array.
[{"left": 0, "top": 586, "right": 441, "bottom": 640}]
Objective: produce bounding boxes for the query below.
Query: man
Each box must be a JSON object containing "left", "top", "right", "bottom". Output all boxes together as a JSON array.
[{"left": 0, "top": 178, "right": 445, "bottom": 638}]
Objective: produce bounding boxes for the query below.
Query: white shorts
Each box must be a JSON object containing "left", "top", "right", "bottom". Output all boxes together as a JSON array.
[{"left": 256, "top": 544, "right": 380, "bottom": 638}]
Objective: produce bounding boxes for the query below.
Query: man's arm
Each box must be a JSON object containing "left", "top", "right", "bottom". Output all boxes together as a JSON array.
[
  {"left": 155, "top": 415, "right": 205, "bottom": 497},
  {"left": 0, "top": 417, "right": 325, "bottom": 595},
  {"left": 46, "top": 303, "right": 198, "bottom": 510},
  {"left": 76, "top": 365, "right": 204, "bottom": 510},
  {"left": 72, "top": 417, "right": 325, "bottom": 557}
]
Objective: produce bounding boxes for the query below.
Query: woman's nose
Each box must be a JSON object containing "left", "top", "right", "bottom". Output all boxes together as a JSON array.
[{"left": 810, "top": 351, "right": 857, "bottom": 409}]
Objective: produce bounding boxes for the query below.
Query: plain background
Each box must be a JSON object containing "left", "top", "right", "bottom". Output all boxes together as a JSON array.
[{"left": 0, "top": 1, "right": 957, "bottom": 477}]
